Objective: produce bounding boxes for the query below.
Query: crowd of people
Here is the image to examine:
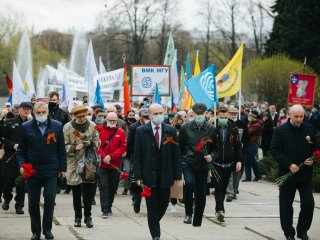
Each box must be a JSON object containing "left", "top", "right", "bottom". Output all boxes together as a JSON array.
[{"left": 0, "top": 92, "right": 319, "bottom": 240}]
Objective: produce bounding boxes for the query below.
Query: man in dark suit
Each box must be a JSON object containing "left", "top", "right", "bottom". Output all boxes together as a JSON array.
[
  {"left": 16, "top": 102, "right": 67, "bottom": 240},
  {"left": 270, "top": 104, "right": 317, "bottom": 240},
  {"left": 127, "top": 108, "right": 150, "bottom": 213},
  {"left": 133, "top": 104, "right": 182, "bottom": 240},
  {"left": 1, "top": 102, "right": 32, "bottom": 215}
]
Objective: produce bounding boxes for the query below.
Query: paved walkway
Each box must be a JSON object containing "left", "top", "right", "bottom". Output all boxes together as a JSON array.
[{"left": 0, "top": 179, "right": 319, "bottom": 240}]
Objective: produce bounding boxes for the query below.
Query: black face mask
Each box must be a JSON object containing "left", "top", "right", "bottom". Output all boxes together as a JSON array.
[
  {"left": 126, "top": 117, "right": 136, "bottom": 125},
  {"left": 175, "top": 125, "right": 181, "bottom": 130},
  {"left": 48, "top": 102, "right": 59, "bottom": 111}
]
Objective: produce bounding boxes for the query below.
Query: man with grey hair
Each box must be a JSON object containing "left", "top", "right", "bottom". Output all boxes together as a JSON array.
[
  {"left": 106, "top": 106, "right": 127, "bottom": 132},
  {"left": 17, "top": 102, "right": 67, "bottom": 240},
  {"left": 97, "top": 112, "right": 127, "bottom": 219},
  {"left": 271, "top": 104, "right": 318, "bottom": 240}
]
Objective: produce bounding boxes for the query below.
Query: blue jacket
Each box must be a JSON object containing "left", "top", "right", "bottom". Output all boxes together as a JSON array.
[{"left": 16, "top": 118, "right": 67, "bottom": 178}]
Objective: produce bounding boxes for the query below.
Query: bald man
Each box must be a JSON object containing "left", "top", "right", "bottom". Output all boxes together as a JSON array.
[
  {"left": 133, "top": 104, "right": 182, "bottom": 240},
  {"left": 97, "top": 112, "right": 127, "bottom": 218},
  {"left": 271, "top": 104, "right": 318, "bottom": 240}
]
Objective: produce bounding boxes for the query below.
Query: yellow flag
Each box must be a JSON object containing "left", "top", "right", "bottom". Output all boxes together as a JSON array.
[
  {"left": 216, "top": 43, "right": 244, "bottom": 98},
  {"left": 23, "top": 80, "right": 29, "bottom": 94},
  {"left": 193, "top": 50, "right": 201, "bottom": 76}
]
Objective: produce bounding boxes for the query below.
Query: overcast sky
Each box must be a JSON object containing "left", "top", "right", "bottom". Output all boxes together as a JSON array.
[
  {"left": 1, "top": 0, "right": 198, "bottom": 32},
  {"left": 1, "top": 0, "right": 274, "bottom": 33}
]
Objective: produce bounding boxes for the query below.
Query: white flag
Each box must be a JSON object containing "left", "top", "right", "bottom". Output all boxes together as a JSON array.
[
  {"left": 171, "top": 49, "right": 179, "bottom": 105},
  {"left": 24, "top": 68, "right": 35, "bottom": 98},
  {"left": 60, "top": 66, "right": 70, "bottom": 108},
  {"left": 99, "top": 56, "right": 107, "bottom": 74},
  {"left": 84, "top": 38, "right": 98, "bottom": 103},
  {"left": 12, "top": 61, "right": 28, "bottom": 105}
]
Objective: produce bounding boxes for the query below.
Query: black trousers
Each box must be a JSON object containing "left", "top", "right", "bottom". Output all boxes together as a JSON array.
[
  {"left": 145, "top": 186, "right": 170, "bottom": 238},
  {"left": 71, "top": 183, "right": 94, "bottom": 219},
  {"left": 279, "top": 180, "right": 314, "bottom": 238},
  {"left": 99, "top": 168, "right": 118, "bottom": 213},
  {"left": 211, "top": 165, "right": 232, "bottom": 212},
  {"left": 183, "top": 164, "right": 208, "bottom": 226},
  {"left": 27, "top": 176, "right": 57, "bottom": 235},
  {"left": 2, "top": 176, "right": 25, "bottom": 209}
]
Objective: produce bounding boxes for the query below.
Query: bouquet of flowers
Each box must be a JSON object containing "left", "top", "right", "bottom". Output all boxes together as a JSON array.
[
  {"left": 196, "top": 138, "right": 221, "bottom": 183},
  {"left": 108, "top": 163, "right": 129, "bottom": 180},
  {"left": 275, "top": 150, "right": 320, "bottom": 188},
  {"left": 15, "top": 163, "right": 36, "bottom": 186},
  {"left": 140, "top": 183, "right": 151, "bottom": 198}
]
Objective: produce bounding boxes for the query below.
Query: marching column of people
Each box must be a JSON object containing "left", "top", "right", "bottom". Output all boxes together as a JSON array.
[{"left": 1, "top": 98, "right": 319, "bottom": 240}]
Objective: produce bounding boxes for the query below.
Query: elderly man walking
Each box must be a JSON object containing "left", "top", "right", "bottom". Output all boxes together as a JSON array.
[
  {"left": 271, "top": 104, "right": 318, "bottom": 240},
  {"left": 16, "top": 102, "right": 67, "bottom": 240},
  {"left": 133, "top": 103, "right": 182, "bottom": 240}
]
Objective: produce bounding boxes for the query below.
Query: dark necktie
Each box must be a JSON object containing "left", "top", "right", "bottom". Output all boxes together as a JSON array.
[{"left": 155, "top": 126, "right": 159, "bottom": 148}]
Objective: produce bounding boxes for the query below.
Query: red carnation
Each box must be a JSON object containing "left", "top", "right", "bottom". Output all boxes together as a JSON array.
[
  {"left": 16, "top": 163, "right": 36, "bottom": 186},
  {"left": 141, "top": 186, "right": 151, "bottom": 198},
  {"left": 120, "top": 172, "right": 129, "bottom": 180}
]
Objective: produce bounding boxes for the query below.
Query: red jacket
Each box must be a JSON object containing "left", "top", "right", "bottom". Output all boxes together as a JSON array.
[{"left": 97, "top": 126, "right": 127, "bottom": 170}]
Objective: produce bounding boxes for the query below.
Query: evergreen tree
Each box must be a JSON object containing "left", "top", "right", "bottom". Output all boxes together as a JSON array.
[{"left": 265, "top": 0, "right": 320, "bottom": 72}]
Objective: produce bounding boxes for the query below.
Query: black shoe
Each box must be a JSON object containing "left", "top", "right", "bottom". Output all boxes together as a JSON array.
[
  {"left": 44, "top": 232, "right": 54, "bottom": 239},
  {"left": 183, "top": 215, "right": 192, "bottom": 224},
  {"left": 63, "top": 189, "right": 71, "bottom": 194},
  {"left": 16, "top": 208, "right": 24, "bottom": 214},
  {"left": 226, "top": 196, "right": 233, "bottom": 202},
  {"left": 286, "top": 236, "right": 295, "bottom": 240},
  {"left": 242, "top": 179, "right": 251, "bottom": 182},
  {"left": 84, "top": 216, "right": 93, "bottom": 228},
  {"left": 31, "top": 233, "right": 40, "bottom": 240},
  {"left": 2, "top": 201, "right": 9, "bottom": 210},
  {"left": 74, "top": 218, "right": 81, "bottom": 227},
  {"left": 297, "top": 233, "right": 310, "bottom": 240},
  {"left": 153, "top": 237, "right": 160, "bottom": 240},
  {"left": 122, "top": 188, "right": 128, "bottom": 195},
  {"left": 133, "top": 204, "right": 140, "bottom": 213},
  {"left": 253, "top": 176, "right": 261, "bottom": 181},
  {"left": 107, "top": 208, "right": 112, "bottom": 215}
]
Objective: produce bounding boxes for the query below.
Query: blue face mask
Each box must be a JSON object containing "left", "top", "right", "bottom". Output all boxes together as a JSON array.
[
  {"left": 218, "top": 118, "right": 228, "bottom": 125},
  {"left": 152, "top": 115, "right": 164, "bottom": 125},
  {"left": 35, "top": 115, "right": 47, "bottom": 123},
  {"left": 195, "top": 115, "right": 205, "bottom": 125}
]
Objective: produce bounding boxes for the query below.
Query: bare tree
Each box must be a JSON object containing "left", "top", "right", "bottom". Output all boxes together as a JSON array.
[
  {"left": 0, "top": 5, "right": 24, "bottom": 44},
  {"left": 198, "top": 0, "right": 215, "bottom": 68},
  {"left": 247, "top": 0, "right": 265, "bottom": 55},
  {"left": 216, "top": 0, "right": 241, "bottom": 57},
  {"left": 104, "top": 0, "right": 160, "bottom": 64}
]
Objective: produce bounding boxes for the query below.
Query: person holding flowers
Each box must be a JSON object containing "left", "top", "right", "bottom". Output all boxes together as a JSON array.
[
  {"left": 179, "top": 103, "right": 218, "bottom": 227},
  {"left": 16, "top": 102, "right": 67, "bottom": 240},
  {"left": 96, "top": 112, "right": 127, "bottom": 219},
  {"left": 270, "top": 104, "right": 319, "bottom": 240},
  {"left": 63, "top": 105, "right": 101, "bottom": 228},
  {"left": 133, "top": 103, "right": 182, "bottom": 240}
]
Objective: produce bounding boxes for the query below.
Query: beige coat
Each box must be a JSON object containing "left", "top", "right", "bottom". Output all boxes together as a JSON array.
[{"left": 63, "top": 121, "right": 101, "bottom": 185}]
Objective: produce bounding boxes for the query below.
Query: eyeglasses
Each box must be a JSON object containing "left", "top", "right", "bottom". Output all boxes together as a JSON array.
[{"left": 107, "top": 119, "right": 117, "bottom": 123}]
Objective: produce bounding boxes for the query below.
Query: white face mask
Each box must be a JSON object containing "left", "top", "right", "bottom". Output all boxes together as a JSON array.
[
  {"left": 107, "top": 123, "right": 116, "bottom": 128},
  {"left": 35, "top": 115, "right": 47, "bottom": 123},
  {"left": 86, "top": 116, "right": 92, "bottom": 121}
]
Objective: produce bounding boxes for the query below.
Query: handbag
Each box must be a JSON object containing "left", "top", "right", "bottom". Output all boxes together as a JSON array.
[{"left": 77, "top": 147, "right": 98, "bottom": 182}]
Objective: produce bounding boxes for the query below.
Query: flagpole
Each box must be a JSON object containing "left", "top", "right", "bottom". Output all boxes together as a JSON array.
[
  {"left": 214, "top": 102, "right": 217, "bottom": 127},
  {"left": 303, "top": 56, "right": 306, "bottom": 74},
  {"left": 238, "top": 88, "right": 242, "bottom": 120}
]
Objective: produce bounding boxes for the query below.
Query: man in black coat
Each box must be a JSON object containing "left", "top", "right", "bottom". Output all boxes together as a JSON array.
[
  {"left": 179, "top": 103, "right": 218, "bottom": 227},
  {"left": 127, "top": 108, "right": 150, "bottom": 213},
  {"left": 16, "top": 102, "right": 67, "bottom": 240},
  {"left": 213, "top": 107, "right": 242, "bottom": 222},
  {"left": 48, "top": 91, "right": 70, "bottom": 126},
  {"left": 133, "top": 104, "right": 182, "bottom": 240},
  {"left": 1, "top": 102, "right": 32, "bottom": 214},
  {"left": 270, "top": 104, "right": 317, "bottom": 240},
  {"left": 226, "top": 107, "right": 249, "bottom": 202}
]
